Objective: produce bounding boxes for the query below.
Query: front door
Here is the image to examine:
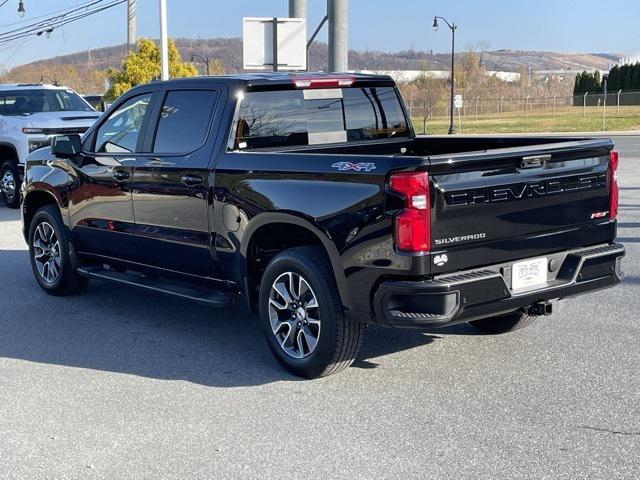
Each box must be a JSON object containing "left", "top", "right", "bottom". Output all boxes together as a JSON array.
[
  {"left": 68, "top": 92, "right": 153, "bottom": 260},
  {"left": 131, "top": 88, "right": 221, "bottom": 277}
]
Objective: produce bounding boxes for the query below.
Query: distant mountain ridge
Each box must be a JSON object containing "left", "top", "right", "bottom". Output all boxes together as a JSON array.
[{"left": 0, "top": 37, "right": 623, "bottom": 94}]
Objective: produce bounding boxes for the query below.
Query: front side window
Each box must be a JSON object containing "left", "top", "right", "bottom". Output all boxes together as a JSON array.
[
  {"left": 94, "top": 94, "right": 152, "bottom": 153},
  {"left": 153, "top": 90, "right": 218, "bottom": 154},
  {"left": 0, "top": 89, "right": 93, "bottom": 116},
  {"left": 234, "top": 87, "right": 409, "bottom": 150}
]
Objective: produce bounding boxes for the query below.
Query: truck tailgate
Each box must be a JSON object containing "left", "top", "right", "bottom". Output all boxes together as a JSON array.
[{"left": 428, "top": 139, "right": 615, "bottom": 273}]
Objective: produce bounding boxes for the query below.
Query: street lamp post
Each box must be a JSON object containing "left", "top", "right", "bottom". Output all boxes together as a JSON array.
[
  {"left": 190, "top": 54, "right": 210, "bottom": 76},
  {"left": 433, "top": 16, "right": 457, "bottom": 135}
]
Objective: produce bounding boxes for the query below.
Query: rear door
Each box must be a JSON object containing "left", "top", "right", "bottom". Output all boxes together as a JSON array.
[
  {"left": 131, "top": 87, "right": 222, "bottom": 277},
  {"left": 428, "top": 140, "right": 614, "bottom": 273}
]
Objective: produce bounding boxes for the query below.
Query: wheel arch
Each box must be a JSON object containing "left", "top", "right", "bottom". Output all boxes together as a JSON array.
[
  {"left": 0, "top": 142, "right": 18, "bottom": 168},
  {"left": 22, "top": 189, "right": 62, "bottom": 242},
  {"left": 241, "top": 213, "right": 353, "bottom": 313}
]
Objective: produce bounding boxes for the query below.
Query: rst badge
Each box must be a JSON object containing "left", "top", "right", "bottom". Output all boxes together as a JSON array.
[{"left": 331, "top": 162, "right": 376, "bottom": 172}]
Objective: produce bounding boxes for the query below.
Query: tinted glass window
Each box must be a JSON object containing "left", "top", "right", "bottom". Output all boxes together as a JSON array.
[
  {"left": 343, "top": 88, "right": 408, "bottom": 141},
  {"left": 234, "top": 87, "right": 408, "bottom": 149},
  {"left": 95, "top": 94, "right": 151, "bottom": 153},
  {"left": 0, "top": 89, "right": 93, "bottom": 116},
  {"left": 305, "top": 98, "right": 344, "bottom": 133},
  {"left": 153, "top": 90, "right": 217, "bottom": 153},
  {"left": 235, "top": 90, "right": 307, "bottom": 149}
]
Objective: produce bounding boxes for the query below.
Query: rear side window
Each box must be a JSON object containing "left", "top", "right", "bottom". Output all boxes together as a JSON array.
[
  {"left": 153, "top": 90, "right": 218, "bottom": 154},
  {"left": 234, "top": 87, "right": 409, "bottom": 150}
]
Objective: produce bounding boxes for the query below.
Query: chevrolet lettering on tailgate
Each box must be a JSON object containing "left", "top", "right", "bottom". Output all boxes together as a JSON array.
[{"left": 445, "top": 173, "right": 607, "bottom": 206}]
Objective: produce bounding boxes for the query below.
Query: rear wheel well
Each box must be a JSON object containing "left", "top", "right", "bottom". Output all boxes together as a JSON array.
[
  {"left": 246, "top": 222, "right": 329, "bottom": 312},
  {"left": 23, "top": 191, "right": 59, "bottom": 240}
]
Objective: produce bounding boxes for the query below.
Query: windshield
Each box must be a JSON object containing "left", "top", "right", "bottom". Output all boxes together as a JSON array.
[
  {"left": 234, "top": 86, "right": 410, "bottom": 149},
  {"left": 0, "top": 88, "right": 94, "bottom": 116}
]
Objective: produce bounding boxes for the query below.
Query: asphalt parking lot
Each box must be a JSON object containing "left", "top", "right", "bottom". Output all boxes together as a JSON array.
[{"left": 1, "top": 136, "right": 639, "bottom": 479}]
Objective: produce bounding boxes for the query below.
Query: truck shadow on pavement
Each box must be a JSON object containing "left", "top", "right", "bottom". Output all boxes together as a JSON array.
[{"left": 0, "top": 249, "right": 456, "bottom": 386}]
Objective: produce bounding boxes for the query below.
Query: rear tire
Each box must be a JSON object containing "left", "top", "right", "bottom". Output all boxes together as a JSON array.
[
  {"left": 258, "top": 246, "right": 364, "bottom": 379},
  {"left": 1, "top": 161, "right": 20, "bottom": 209},
  {"left": 28, "top": 205, "right": 89, "bottom": 296},
  {"left": 470, "top": 309, "right": 538, "bottom": 334}
]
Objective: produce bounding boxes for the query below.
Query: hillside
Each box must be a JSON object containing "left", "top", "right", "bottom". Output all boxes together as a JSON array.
[{"left": 0, "top": 37, "right": 623, "bottom": 94}]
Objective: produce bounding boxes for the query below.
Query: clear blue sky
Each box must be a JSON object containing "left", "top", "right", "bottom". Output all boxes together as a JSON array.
[{"left": 1, "top": 0, "right": 639, "bottom": 68}]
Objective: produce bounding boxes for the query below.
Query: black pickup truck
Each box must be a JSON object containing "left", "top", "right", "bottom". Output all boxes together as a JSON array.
[{"left": 21, "top": 73, "right": 625, "bottom": 378}]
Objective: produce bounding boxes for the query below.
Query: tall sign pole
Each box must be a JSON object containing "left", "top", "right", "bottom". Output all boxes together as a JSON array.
[
  {"left": 328, "top": 0, "right": 348, "bottom": 72},
  {"left": 127, "top": 0, "right": 136, "bottom": 53},
  {"left": 272, "top": 17, "right": 278, "bottom": 72},
  {"left": 159, "top": 0, "right": 169, "bottom": 80},
  {"left": 289, "top": 0, "right": 307, "bottom": 18}
]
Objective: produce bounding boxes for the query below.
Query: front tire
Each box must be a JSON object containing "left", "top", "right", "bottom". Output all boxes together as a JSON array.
[
  {"left": 470, "top": 309, "right": 538, "bottom": 334},
  {"left": 1, "top": 161, "right": 20, "bottom": 209},
  {"left": 258, "top": 246, "right": 364, "bottom": 379},
  {"left": 28, "top": 205, "right": 89, "bottom": 296}
]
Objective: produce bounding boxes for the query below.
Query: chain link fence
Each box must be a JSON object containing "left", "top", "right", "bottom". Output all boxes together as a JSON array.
[{"left": 407, "top": 90, "right": 640, "bottom": 134}]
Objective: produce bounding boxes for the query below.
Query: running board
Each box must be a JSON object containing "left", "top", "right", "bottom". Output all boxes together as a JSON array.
[{"left": 77, "top": 266, "right": 234, "bottom": 308}]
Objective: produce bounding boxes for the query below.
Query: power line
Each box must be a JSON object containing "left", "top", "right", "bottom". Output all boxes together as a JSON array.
[
  {"left": 0, "top": 0, "right": 126, "bottom": 45},
  {"left": 0, "top": 0, "right": 108, "bottom": 40},
  {"left": 3, "top": 36, "right": 34, "bottom": 64},
  {"left": 0, "top": 0, "right": 104, "bottom": 29}
]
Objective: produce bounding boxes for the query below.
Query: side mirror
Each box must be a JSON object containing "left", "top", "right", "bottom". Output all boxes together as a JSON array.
[{"left": 51, "top": 134, "right": 81, "bottom": 158}]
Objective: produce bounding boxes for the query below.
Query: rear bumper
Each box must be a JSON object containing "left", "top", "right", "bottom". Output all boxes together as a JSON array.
[{"left": 373, "top": 243, "right": 625, "bottom": 328}]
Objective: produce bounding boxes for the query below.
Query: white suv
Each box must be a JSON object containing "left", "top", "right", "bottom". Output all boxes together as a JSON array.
[{"left": 0, "top": 83, "right": 101, "bottom": 208}]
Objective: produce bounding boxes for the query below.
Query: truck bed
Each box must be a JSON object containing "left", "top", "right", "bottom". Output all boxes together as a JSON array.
[{"left": 240, "top": 135, "right": 614, "bottom": 276}]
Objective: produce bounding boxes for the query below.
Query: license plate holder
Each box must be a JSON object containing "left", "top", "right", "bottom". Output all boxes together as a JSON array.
[{"left": 511, "top": 257, "right": 548, "bottom": 291}]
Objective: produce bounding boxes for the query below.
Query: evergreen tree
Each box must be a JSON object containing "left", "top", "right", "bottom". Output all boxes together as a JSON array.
[
  {"left": 573, "top": 72, "right": 582, "bottom": 95},
  {"left": 608, "top": 65, "right": 619, "bottom": 91},
  {"left": 593, "top": 70, "right": 601, "bottom": 90},
  {"left": 632, "top": 62, "right": 640, "bottom": 90},
  {"left": 623, "top": 65, "right": 633, "bottom": 90}
]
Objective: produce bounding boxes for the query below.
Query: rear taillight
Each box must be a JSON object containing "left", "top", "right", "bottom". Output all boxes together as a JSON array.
[
  {"left": 389, "top": 171, "right": 430, "bottom": 253},
  {"left": 609, "top": 150, "right": 619, "bottom": 220}
]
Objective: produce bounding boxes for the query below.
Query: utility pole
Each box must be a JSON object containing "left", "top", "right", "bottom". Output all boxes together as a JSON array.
[
  {"left": 328, "top": 0, "right": 348, "bottom": 72},
  {"left": 289, "top": 0, "right": 307, "bottom": 19},
  {"left": 127, "top": 0, "right": 136, "bottom": 53},
  {"left": 159, "top": 0, "right": 169, "bottom": 81}
]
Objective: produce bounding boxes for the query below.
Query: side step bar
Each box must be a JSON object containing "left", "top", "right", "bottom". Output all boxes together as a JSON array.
[{"left": 77, "top": 266, "right": 235, "bottom": 308}]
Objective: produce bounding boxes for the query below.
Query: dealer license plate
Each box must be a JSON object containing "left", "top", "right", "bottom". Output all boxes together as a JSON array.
[{"left": 511, "top": 257, "right": 548, "bottom": 290}]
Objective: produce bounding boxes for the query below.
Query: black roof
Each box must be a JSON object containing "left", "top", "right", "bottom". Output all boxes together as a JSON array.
[{"left": 145, "top": 71, "right": 395, "bottom": 90}]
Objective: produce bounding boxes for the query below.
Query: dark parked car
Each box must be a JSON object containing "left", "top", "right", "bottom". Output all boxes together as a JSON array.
[{"left": 21, "top": 73, "right": 625, "bottom": 378}]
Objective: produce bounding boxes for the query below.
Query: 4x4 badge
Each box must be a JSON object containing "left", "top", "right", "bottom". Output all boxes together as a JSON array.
[
  {"left": 331, "top": 162, "right": 376, "bottom": 172},
  {"left": 434, "top": 254, "right": 448, "bottom": 266}
]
